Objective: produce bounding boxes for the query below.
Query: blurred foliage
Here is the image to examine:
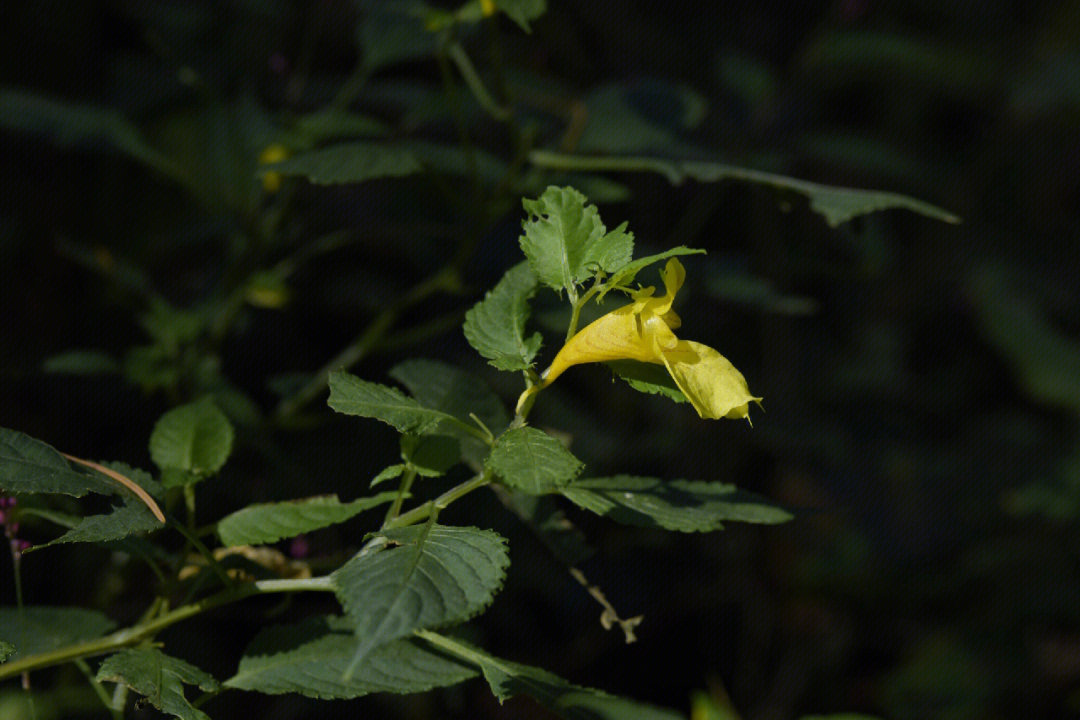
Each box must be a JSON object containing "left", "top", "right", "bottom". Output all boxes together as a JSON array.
[{"left": 1, "top": 1, "right": 1079, "bottom": 719}]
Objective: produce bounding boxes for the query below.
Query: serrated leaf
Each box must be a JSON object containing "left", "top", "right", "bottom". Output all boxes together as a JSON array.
[
  {"left": 528, "top": 150, "right": 959, "bottom": 227},
  {"left": 418, "top": 631, "right": 685, "bottom": 720},
  {"left": 149, "top": 399, "right": 234, "bottom": 482},
  {"left": 0, "top": 640, "right": 13, "bottom": 662},
  {"left": 607, "top": 360, "right": 688, "bottom": 403},
  {"left": 224, "top": 615, "right": 476, "bottom": 698},
  {"left": 217, "top": 492, "right": 399, "bottom": 547},
  {"left": 562, "top": 476, "right": 792, "bottom": 531},
  {"left": 401, "top": 434, "right": 461, "bottom": 477},
  {"left": 0, "top": 428, "right": 114, "bottom": 497},
  {"left": 487, "top": 426, "right": 583, "bottom": 494},
  {"left": 0, "top": 607, "right": 115, "bottom": 662},
  {"left": 492, "top": 0, "right": 546, "bottom": 32},
  {"left": 266, "top": 142, "right": 420, "bottom": 184},
  {"left": 31, "top": 463, "right": 164, "bottom": 550},
  {"left": 389, "top": 359, "right": 509, "bottom": 465},
  {"left": 585, "top": 221, "right": 634, "bottom": 277},
  {"left": 519, "top": 186, "right": 609, "bottom": 294},
  {"left": 596, "top": 246, "right": 706, "bottom": 300},
  {"left": 463, "top": 262, "right": 542, "bottom": 371},
  {"left": 330, "top": 525, "right": 509, "bottom": 673},
  {"left": 328, "top": 371, "right": 451, "bottom": 433},
  {"left": 42, "top": 350, "right": 119, "bottom": 375},
  {"left": 96, "top": 648, "right": 219, "bottom": 720}
]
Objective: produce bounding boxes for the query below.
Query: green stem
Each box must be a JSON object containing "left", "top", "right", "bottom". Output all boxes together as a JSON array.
[
  {"left": 0, "top": 577, "right": 337, "bottom": 681},
  {"left": 383, "top": 472, "right": 491, "bottom": 530},
  {"left": 384, "top": 467, "right": 417, "bottom": 525},
  {"left": 447, "top": 41, "right": 512, "bottom": 121},
  {"left": 565, "top": 283, "right": 601, "bottom": 341},
  {"left": 75, "top": 658, "right": 120, "bottom": 720},
  {"left": 168, "top": 515, "right": 232, "bottom": 588}
]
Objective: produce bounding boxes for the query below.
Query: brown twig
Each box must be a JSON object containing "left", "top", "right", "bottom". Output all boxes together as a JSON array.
[{"left": 61, "top": 453, "right": 166, "bottom": 524}]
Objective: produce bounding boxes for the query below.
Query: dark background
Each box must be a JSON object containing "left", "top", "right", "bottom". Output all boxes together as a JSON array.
[{"left": 2, "top": 1, "right": 1080, "bottom": 718}]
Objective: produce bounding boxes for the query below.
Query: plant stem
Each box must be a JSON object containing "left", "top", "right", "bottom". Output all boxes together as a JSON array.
[
  {"left": 384, "top": 467, "right": 417, "bottom": 525},
  {"left": 383, "top": 472, "right": 491, "bottom": 530},
  {"left": 0, "top": 576, "right": 337, "bottom": 681},
  {"left": 75, "top": 658, "right": 120, "bottom": 719}
]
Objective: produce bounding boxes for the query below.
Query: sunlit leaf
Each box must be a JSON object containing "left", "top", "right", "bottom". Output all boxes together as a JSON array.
[{"left": 463, "top": 261, "right": 542, "bottom": 371}]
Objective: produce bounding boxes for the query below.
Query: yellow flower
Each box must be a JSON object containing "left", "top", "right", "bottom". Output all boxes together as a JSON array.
[{"left": 518, "top": 258, "right": 761, "bottom": 421}]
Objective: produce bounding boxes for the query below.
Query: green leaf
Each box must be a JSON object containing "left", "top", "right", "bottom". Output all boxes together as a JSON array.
[
  {"left": 42, "top": 350, "right": 119, "bottom": 375},
  {"left": 401, "top": 434, "right": 461, "bottom": 477},
  {"left": 607, "top": 360, "right": 688, "bottom": 404},
  {"left": 217, "top": 492, "right": 399, "bottom": 547},
  {"left": 492, "top": 0, "right": 546, "bottom": 32},
  {"left": 327, "top": 371, "right": 450, "bottom": 433},
  {"left": 0, "top": 640, "right": 13, "bottom": 662},
  {"left": 389, "top": 359, "right": 509, "bottom": 464},
  {"left": 487, "top": 426, "right": 584, "bottom": 494},
  {"left": 224, "top": 615, "right": 476, "bottom": 698},
  {"left": 0, "top": 89, "right": 177, "bottom": 177},
  {"left": 596, "top": 246, "right": 706, "bottom": 301},
  {"left": 31, "top": 463, "right": 164, "bottom": 549},
  {"left": 266, "top": 142, "right": 421, "bottom": 184},
  {"left": 370, "top": 464, "right": 406, "bottom": 488},
  {"left": 528, "top": 150, "right": 959, "bottom": 227},
  {"left": 418, "top": 631, "right": 685, "bottom": 720},
  {"left": 96, "top": 649, "right": 219, "bottom": 720},
  {"left": 0, "top": 607, "right": 115, "bottom": 662},
  {"left": 587, "top": 221, "right": 635, "bottom": 277},
  {"left": 0, "top": 428, "right": 114, "bottom": 497},
  {"left": 330, "top": 524, "right": 509, "bottom": 672},
  {"left": 520, "top": 186, "right": 614, "bottom": 294},
  {"left": 463, "top": 261, "right": 542, "bottom": 371},
  {"left": 149, "top": 399, "right": 234, "bottom": 483},
  {"left": 562, "top": 476, "right": 792, "bottom": 531}
]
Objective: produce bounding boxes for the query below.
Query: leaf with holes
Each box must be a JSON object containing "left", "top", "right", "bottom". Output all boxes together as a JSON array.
[{"left": 96, "top": 649, "right": 219, "bottom": 720}]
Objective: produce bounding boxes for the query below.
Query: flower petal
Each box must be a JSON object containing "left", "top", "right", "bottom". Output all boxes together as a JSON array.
[
  {"left": 652, "top": 258, "right": 686, "bottom": 315},
  {"left": 659, "top": 340, "right": 761, "bottom": 420},
  {"left": 543, "top": 306, "right": 662, "bottom": 386}
]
